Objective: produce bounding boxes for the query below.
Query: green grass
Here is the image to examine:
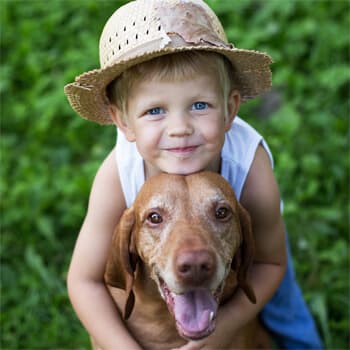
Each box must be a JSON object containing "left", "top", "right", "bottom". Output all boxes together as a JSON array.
[{"left": 1, "top": 0, "right": 349, "bottom": 348}]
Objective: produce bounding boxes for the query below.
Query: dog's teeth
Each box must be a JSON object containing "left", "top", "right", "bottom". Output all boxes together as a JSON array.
[{"left": 209, "top": 311, "right": 214, "bottom": 321}]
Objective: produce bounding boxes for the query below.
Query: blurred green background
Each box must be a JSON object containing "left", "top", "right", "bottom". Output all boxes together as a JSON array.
[{"left": 1, "top": 0, "right": 349, "bottom": 349}]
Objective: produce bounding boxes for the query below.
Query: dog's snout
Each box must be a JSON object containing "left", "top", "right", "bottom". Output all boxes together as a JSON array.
[{"left": 175, "top": 249, "right": 216, "bottom": 286}]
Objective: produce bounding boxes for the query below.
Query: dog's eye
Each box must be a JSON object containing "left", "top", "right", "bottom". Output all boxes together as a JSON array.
[
  {"left": 147, "top": 212, "right": 163, "bottom": 224},
  {"left": 215, "top": 206, "right": 230, "bottom": 220}
]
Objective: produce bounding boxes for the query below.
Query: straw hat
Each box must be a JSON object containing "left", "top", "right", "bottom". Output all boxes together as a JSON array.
[{"left": 64, "top": 0, "right": 272, "bottom": 125}]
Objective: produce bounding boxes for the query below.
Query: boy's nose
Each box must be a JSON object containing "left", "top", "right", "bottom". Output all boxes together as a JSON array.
[{"left": 167, "top": 114, "right": 194, "bottom": 137}]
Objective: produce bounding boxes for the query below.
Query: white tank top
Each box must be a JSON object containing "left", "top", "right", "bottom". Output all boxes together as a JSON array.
[{"left": 116, "top": 117, "right": 274, "bottom": 208}]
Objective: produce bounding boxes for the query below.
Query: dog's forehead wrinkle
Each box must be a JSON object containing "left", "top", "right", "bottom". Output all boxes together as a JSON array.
[
  {"left": 188, "top": 175, "right": 227, "bottom": 199},
  {"left": 189, "top": 187, "right": 227, "bottom": 216},
  {"left": 147, "top": 194, "right": 171, "bottom": 210},
  {"left": 139, "top": 194, "right": 174, "bottom": 216}
]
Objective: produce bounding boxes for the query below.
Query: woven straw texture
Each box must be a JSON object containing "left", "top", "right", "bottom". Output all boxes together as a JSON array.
[{"left": 64, "top": 0, "right": 272, "bottom": 124}]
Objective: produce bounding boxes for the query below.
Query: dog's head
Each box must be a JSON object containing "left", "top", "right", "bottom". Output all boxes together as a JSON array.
[{"left": 105, "top": 171, "right": 255, "bottom": 340}]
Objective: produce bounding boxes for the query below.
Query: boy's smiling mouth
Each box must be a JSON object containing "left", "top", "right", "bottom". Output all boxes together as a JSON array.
[
  {"left": 163, "top": 146, "right": 201, "bottom": 159},
  {"left": 166, "top": 146, "right": 198, "bottom": 154}
]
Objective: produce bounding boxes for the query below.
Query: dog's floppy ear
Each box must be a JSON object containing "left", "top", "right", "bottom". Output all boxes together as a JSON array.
[
  {"left": 231, "top": 203, "right": 256, "bottom": 304},
  {"left": 105, "top": 207, "right": 139, "bottom": 319}
]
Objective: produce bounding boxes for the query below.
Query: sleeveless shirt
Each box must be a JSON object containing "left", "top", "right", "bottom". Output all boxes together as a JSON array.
[{"left": 116, "top": 117, "right": 274, "bottom": 208}]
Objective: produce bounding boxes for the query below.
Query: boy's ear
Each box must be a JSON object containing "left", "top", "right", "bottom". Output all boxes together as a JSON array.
[
  {"left": 108, "top": 104, "right": 136, "bottom": 142},
  {"left": 225, "top": 90, "right": 241, "bottom": 131}
]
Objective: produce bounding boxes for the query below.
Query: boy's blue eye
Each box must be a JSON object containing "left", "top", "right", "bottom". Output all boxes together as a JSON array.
[
  {"left": 192, "top": 102, "right": 209, "bottom": 110},
  {"left": 146, "top": 107, "right": 164, "bottom": 115}
]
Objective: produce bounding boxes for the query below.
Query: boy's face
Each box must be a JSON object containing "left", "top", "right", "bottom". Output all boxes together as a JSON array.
[{"left": 111, "top": 72, "right": 240, "bottom": 177}]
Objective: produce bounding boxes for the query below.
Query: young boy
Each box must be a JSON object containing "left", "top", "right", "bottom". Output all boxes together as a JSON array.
[{"left": 65, "top": 1, "right": 323, "bottom": 349}]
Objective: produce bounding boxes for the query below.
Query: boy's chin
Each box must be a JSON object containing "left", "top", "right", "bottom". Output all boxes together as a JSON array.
[
  {"left": 160, "top": 164, "right": 207, "bottom": 175},
  {"left": 145, "top": 159, "right": 219, "bottom": 177}
]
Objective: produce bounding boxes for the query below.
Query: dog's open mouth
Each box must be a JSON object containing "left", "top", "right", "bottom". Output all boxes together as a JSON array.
[{"left": 159, "top": 278, "right": 220, "bottom": 340}]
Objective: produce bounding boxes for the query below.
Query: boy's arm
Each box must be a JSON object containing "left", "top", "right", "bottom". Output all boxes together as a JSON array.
[
  {"left": 176, "top": 145, "right": 287, "bottom": 350},
  {"left": 67, "top": 147, "right": 142, "bottom": 350}
]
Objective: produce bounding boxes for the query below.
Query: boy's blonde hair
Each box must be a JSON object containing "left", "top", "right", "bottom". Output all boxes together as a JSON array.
[{"left": 107, "top": 51, "right": 237, "bottom": 120}]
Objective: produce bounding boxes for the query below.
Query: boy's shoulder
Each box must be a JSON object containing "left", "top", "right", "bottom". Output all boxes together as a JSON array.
[
  {"left": 221, "top": 116, "right": 274, "bottom": 198},
  {"left": 232, "top": 117, "right": 260, "bottom": 135},
  {"left": 227, "top": 117, "right": 264, "bottom": 148},
  {"left": 226, "top": 117, "right": 273, "bottom": 166},
  {"left": 223, "top": 117, "right": 263, "bottom": 171}
]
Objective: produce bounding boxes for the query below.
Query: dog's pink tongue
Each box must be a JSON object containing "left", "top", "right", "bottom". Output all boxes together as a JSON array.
[{"left": 173, "top": 289, "right": 218, "bottom": 337}]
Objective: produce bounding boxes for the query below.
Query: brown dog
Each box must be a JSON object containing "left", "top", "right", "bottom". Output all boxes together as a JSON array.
[{"left": 98, "top": 171, "right": 270, "bottom": 349}]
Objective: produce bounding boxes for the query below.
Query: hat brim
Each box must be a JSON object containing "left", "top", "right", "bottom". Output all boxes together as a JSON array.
[{"left": 64, "top": 45, "right": 272, "bottom": 125}]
